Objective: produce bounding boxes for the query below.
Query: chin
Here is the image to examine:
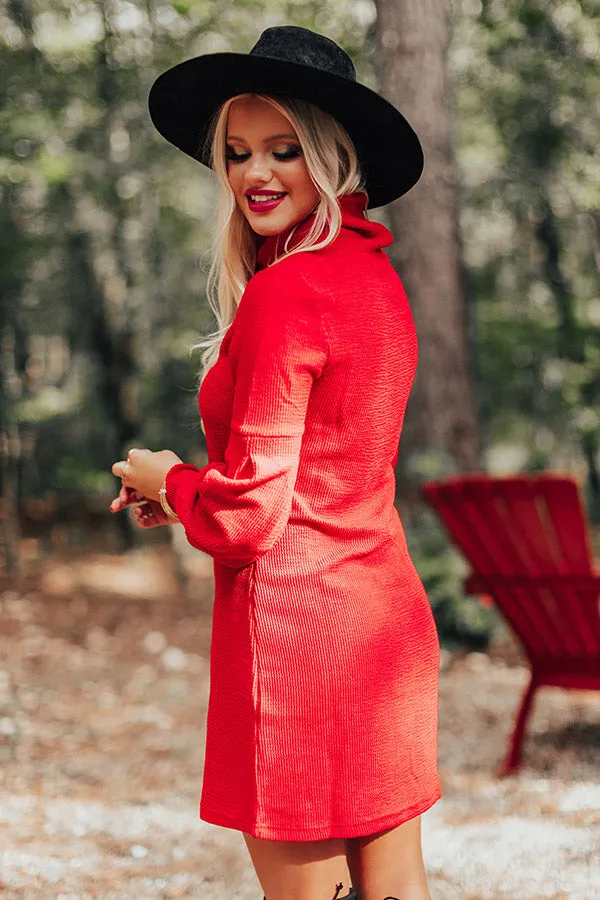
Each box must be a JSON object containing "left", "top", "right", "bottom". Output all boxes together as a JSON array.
[
  {"left": 248, "top": 211, "right": 311, "bottom": 238},
  {"left": 250, "top": 220, "right": 288, "bottom": 237}
]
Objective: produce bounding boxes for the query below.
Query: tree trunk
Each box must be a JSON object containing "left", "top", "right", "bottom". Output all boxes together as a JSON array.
[
  {"left": 0, "top": 184, "right": 23, "bottom": 576},
  {"left": 536, "top": 194, "right": 583, "bottom": 363},
  {"left": 65, "top": 224, "right": 136, "bottom": 550},
  {"left": 373, "top": 0, "right": 479, "bottom": 478},
  {"left": 0, "top": 322, "right": 21, "bottom": 577}
]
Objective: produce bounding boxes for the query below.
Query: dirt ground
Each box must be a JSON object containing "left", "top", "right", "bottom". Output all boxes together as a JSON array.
[{"left": 1, "top": 544, "right": 599, "bottom": 900}]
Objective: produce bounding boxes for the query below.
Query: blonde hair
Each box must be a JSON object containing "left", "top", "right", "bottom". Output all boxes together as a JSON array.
[{"left": 192, "top": 93, "right": 366, "bottom": 382}]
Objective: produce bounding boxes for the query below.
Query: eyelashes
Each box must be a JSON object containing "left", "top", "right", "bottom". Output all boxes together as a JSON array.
[{"left": 225, "top": 147, "right": 303, "bottom": 163}]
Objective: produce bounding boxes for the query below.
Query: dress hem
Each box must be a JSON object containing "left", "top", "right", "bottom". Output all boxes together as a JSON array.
[{"left": 199, "top": 787, "right": 442, "bottom": 841}]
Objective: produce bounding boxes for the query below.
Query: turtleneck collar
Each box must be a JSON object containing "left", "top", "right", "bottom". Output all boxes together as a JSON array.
[{"left": 254, "top": 191, "right": 392, "bottom": 270}]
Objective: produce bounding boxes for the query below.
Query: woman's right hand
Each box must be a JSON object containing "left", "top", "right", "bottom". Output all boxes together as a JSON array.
[
  {"left": 131, "top": 498, "right": 174, "bottom": 528},
  {"left": 110, "top": 484, "right": 174, "bottom": 528}
]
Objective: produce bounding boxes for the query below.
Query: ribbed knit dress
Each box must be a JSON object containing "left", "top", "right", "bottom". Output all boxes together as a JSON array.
[{"left": 164, "top": 191, "right": 441, "bottom": 841}]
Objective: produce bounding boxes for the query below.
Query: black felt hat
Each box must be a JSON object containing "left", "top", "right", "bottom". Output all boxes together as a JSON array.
[{"left": 148, "top": 25, "right": 423, "bottom": 208}]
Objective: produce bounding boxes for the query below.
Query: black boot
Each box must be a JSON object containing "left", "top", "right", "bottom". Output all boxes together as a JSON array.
[{"left": 263, "top": 885, "right": 357, "bottom": 900}]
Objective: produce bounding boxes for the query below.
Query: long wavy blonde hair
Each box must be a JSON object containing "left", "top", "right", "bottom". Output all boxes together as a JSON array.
[{"left": 193, "top": 93, "right": 366, "bottom": 382}]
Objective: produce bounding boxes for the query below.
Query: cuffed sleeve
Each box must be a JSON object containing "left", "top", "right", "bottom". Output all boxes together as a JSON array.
[{"left": 164, "top": 271, "right": 329, "bottom": 568}]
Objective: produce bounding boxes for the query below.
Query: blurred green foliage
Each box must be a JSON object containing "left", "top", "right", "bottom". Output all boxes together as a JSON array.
[
  {"left": 453, "top": 0, "right": 600, "bottom": 508},
  {"left": 0, "top": 0, "right": 378, "bottom": 498},
  {"left": 1, "top": 0, "right": 599, "bottom": 641}
]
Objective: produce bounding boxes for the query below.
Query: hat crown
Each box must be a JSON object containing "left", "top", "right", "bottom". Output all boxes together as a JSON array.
[{"left": 249, "top": 26, "right": 356, "bottom": 82}]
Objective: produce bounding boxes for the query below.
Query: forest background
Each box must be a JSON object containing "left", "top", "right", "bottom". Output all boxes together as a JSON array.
[{"left": 1, "top": 0, "right": 599, "bottom": 647}]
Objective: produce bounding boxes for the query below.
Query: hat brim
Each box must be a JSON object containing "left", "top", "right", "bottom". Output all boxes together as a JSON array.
[{"left": 148, "top": 53, "right": 423, "bottom": 208}]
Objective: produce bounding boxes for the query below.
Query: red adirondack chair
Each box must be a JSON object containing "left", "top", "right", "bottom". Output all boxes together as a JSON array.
[{"left": 421, "top": 473, "right": 600, "bottom": 775}]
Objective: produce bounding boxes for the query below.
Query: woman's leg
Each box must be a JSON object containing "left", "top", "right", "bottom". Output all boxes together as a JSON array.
[
  {"left": 346, "top": 816, "right": 430, "bottom": 900},
  {"left": 243, "top": 833, "right": 353, "bottom": 900},
  {"left": 243, "top": 814, "right": 429, "bottom": 900}
]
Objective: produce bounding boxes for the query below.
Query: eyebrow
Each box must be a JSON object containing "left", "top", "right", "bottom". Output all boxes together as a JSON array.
[{"left": 226, "top": 133, "right": 299, "bottom": 143}]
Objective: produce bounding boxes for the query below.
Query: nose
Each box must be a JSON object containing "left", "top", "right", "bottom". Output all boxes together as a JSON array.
[{"left": 245, "top": 152, "right": 273, "bottom": 185}]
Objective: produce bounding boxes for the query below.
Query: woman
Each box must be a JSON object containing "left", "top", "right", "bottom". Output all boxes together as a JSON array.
[{"left": 110, "top": 25, "right": 441, "bottom": 900}]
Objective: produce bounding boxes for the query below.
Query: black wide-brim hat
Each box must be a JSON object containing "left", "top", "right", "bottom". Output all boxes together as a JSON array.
[{"left": 148, "top": 25, "right": 423, "bottom": 209}]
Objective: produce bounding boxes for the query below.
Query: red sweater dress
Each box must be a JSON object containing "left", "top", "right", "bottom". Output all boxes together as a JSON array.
[{"left": 164, "top": 192, "right": 441, "bottom": 841}]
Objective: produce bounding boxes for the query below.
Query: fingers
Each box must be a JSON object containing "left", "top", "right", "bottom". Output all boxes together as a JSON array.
[
  {"left": 111, "top": 448, "right": 152, "bottom": 485},
  {"left": 111, "top": 460, "right": 131, "bottom": 479},
  {"left": 109, "top": 484, "right": 170, "bottom": 527},
  {"left": 111, "top": 449, "right": 150, "bottom": 479},
  {"left": 109, "top": 485, "right": 144, "bottom": 513},
  {"left": 131, "top": 502, "right": 167, "bottom": 528}
]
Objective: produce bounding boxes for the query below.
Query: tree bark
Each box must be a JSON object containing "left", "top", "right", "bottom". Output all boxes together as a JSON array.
[
  {"left": 0, "top": 183, "right": 23, "bottom": 576},
  {"left": 65, "top": 223, "right": 136, "bottom": 550},
  {"left": 0, "top": 325, "right": 21, "bottom": 576},
  {"left": 536, "top": 194, "right": 583, "bottom": 362},
  {"left": 373, "top": 0, "right": 479, "bottom": 476}
]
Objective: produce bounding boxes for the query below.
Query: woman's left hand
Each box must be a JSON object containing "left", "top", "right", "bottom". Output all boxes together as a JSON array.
[{"left": 110, "top": 448, "right": 184, "bottom": 505}]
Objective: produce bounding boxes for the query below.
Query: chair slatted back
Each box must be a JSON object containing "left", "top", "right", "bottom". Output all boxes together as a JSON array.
[{"left": 422, "top": 475, "right": 600, "bottom": 665}]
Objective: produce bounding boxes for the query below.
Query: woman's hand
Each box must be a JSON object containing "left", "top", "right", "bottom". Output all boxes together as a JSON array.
[
  {"left": 110, "top": 448, "right": 184, "bottom": 526},
  {"left": 131, "top": 497, "right": 175, "bottom": 528},
  {"left": 109, "top": 484, "right": 146, "bottom": 514},
  {"left": 111, "top": 448, "right": 183, "bottom": 501},
  {"left": 109, "top": 483, "right": 175, "bottom": 528}
]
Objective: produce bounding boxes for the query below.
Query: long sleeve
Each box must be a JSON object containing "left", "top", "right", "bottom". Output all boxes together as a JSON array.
[{"left": 164, "top": 270, "right": 329, "bottom": 568}]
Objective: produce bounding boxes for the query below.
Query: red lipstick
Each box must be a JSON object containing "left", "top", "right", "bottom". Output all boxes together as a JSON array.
[{"left": 246, "top": 191, "right": 287, "bottom": 213}]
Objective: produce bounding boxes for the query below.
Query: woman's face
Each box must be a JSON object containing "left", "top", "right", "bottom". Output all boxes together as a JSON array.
[{"left": 225, "top": 95, "right": 320, "bottom": 237}]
